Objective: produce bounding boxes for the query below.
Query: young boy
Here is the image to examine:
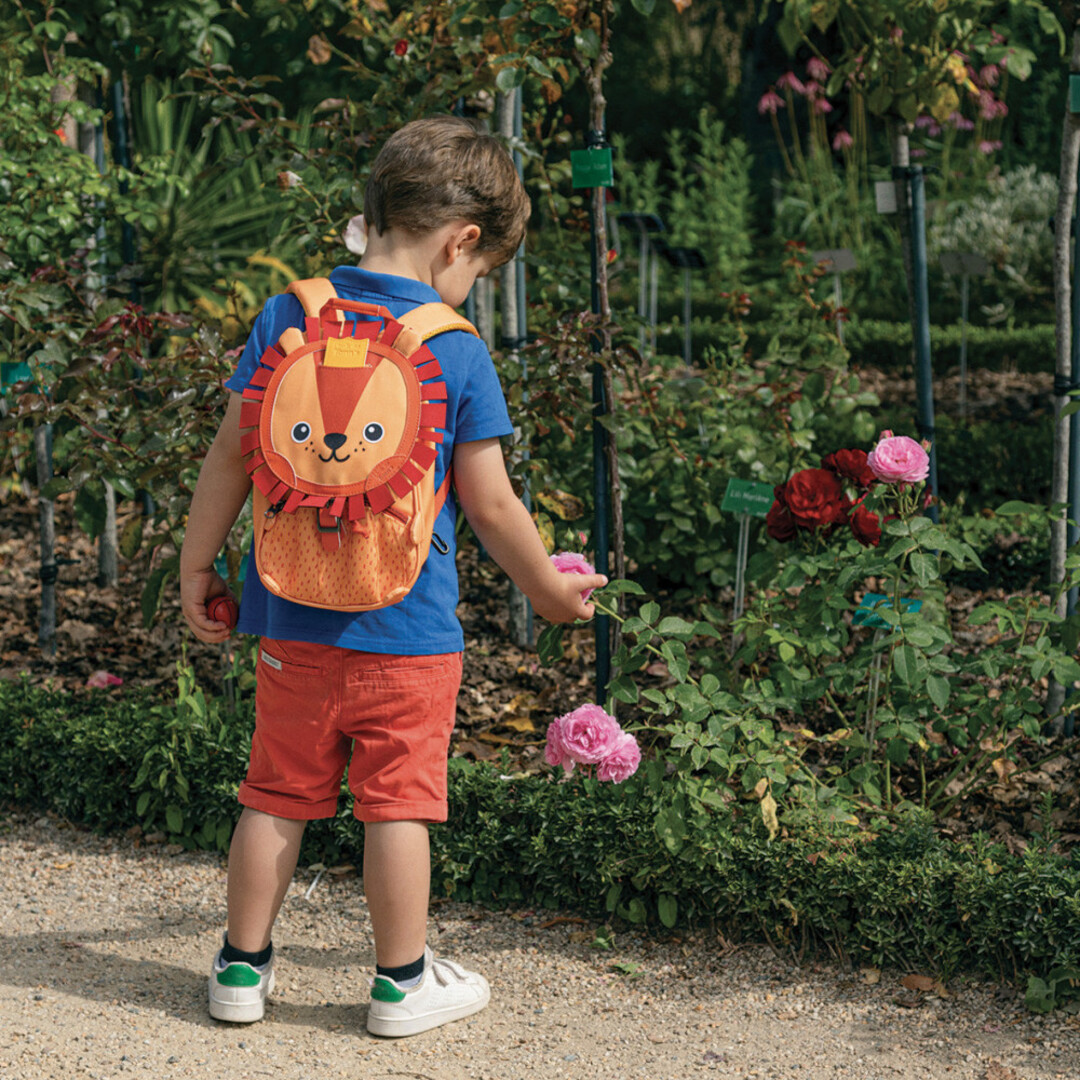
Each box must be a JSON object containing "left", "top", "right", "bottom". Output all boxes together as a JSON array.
[{"left": 179, "top": 116, "right": 605, "bottom": 1038}]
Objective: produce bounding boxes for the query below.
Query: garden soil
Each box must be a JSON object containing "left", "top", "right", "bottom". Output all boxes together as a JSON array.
[{"left": 3, "top": 812, "right": 1080, "bottom": 1080}]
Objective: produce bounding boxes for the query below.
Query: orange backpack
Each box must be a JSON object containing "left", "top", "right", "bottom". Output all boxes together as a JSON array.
[{"left": 239, "top": 278, "right": 478, "bottom": 611}]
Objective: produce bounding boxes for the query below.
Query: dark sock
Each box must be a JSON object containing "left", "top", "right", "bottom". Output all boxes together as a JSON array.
[
  {"left": 376, "top": 954, "right": 425, "bottom": 984},
  {"left": 221, "top": 936, "right": 273, "bottom": 968}
]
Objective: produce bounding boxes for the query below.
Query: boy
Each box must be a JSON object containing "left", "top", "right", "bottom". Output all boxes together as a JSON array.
[{"left": 179, "top": 116, "right": 605, "bottom": 1038}]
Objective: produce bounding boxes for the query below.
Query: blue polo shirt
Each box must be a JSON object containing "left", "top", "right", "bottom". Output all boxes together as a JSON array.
[{"left": 224, "top": 266, "right": 513, "bottom": 654}]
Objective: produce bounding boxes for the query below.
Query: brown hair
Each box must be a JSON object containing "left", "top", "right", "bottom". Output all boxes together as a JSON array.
[{"left": 363, "top": 116, "right": 530, "bottom": 265}]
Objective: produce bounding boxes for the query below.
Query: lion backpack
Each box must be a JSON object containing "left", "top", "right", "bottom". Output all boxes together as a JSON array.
[{"left": 238, "top": 278, "right": 478, "bottom": 611}]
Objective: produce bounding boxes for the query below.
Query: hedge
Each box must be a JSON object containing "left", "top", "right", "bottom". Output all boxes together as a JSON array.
[{"left": 1, "top": 676, "right": 1078, "bottom": 1005}]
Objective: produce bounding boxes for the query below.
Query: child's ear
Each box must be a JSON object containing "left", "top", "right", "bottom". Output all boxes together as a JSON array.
[{"left": 446, "top": 223, "right": 482, "bottom": 263}]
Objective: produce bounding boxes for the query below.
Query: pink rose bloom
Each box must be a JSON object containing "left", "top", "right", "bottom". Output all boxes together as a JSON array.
[
  {"left": 544, "top": 717, "right": 571, "bottom": 772},
  {"left": 556, "top": 704, "right": 622, "bottom": 766},
  {"left": 597, "top": 731, "right": 642, "bottom": 783},
  {"left": 550, "top": 551, "right": 597, "bottom": 600},
  {"left": 867, "top": 433, "right": 930, "bottom": 484}
]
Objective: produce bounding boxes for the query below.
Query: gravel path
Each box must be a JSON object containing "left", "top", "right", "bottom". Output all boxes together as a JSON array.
[{"left": 2, "top": 811, "right": 1080, "bottom": 1080}]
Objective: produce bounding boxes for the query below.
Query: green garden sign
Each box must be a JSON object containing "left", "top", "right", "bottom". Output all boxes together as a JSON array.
[
  {"left": 571, "top": 147, "right": 614, "bottom": 189},
  {"left": 720, "top": 478, "right": 774, "bottom": 518}
]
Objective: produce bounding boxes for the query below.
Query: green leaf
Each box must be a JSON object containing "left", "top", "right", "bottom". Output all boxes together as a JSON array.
[
  {"left": 886, "top": 738, "right": 911, "bottom": 766},
  {"left": 640, "top": 601, "right": 660, "bottom": 625},
  {"left": 574, "top": 28, "right": 600, "bottom": 58},
  {"left": 165, "top": 804, "right": 184, "bottom": 833},
  {"left": 656, "top": 616, "right": 695, "bottom": 638},
  {"left": 629, "top": 0, "right": 657, "bottom": 14},
  {"left": 119, "top": 514, "right": 143, "bottom": 560},
  {"left": 926, "top": 675, "right": 950, "bottom": 710},
  {"left": 657, "top": 894, "right": 678, "bottom": 929},
  {"left": 607, "top": 674, "right": 640, "bottom": 705},
  {"left": 40, "top": 477, "right": 74, "bottom": 500},
  {"left": 995, "top": 500, "right": 1041, "bottom": 516},
  {"left": 892, "top": 644, "right": 922, "bottom": 686},
  {"left": 537, "top": 623, "right": 565, "bottom": 666},
  {"left": 74, "top": 483, "right": 107, "bottom": 540},
  {"left": 778, "top": 641, "right": 796, "bottom": 663},
  {"left": 136, "top": 791, "right": 152, "bottom": 817},
  {"left": 909, "top": 552, "right": 938, "bottom": 587},
  {"left": 141, "top": 565, "right": 172, "bottom": 628},
  {"left": 654, "top": 805, "right": 686, "bottom": 854},
  {"left": 498, "top": 0, "right": 522, "bottom": 16},
  {"left": 495, "top": 66, "right": 526, "bottom": 94}
]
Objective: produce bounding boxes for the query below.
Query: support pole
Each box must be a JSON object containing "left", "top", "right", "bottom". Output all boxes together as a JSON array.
[
  {"left": 903, "top": 165, "right": 939, "bottom": 520},
  {"left": 958, "top": 272, "right": 970, "bottom": 420},
  {"left": 1065, "top": 201, "right": 1080, "bottom": 737},
  {"left": 36, "top": 424, "right": 57, "bottom": 659},
  {"left": 682, "top": 267, "right": 692, "bottom": 366},
  {"left": 588, "top": 128, "right": 612, "bottom": 700}
]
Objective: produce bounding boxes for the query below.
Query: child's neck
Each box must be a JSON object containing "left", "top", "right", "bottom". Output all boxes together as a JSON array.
[{"left": 359, "top": 229, "right": 440, "bottom": 287}]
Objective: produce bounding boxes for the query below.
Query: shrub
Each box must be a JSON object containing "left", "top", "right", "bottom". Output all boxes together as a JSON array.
[{"left": 1, "top": 671, "right": 1078, "bottom": 998}]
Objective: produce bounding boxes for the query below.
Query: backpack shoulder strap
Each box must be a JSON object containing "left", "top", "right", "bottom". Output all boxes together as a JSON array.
[
  {"left": 398, "top": 302, "right": 479, "bottom": 341},
  {"left": 285, "top": 277, "right": 337, "bottom": 318}
]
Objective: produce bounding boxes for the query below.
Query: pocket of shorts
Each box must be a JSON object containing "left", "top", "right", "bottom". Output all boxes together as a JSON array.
[
  {"left": 260, "top": 638, "right": 325, "bottom": 678},
  {"left": 361, "top": 653, "right": 462, "bottom": 689}
]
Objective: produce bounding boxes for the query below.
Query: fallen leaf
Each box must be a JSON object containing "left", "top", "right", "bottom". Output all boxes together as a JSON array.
[
  {"left": 307, "top": 33, "right": 332, "bottom": 64},
  {"left": 901, "top": 974, "right": 937, "bottom": 992},
  {"left": 861, "top": 967, "right": 881, "bottom": 985},
  {"left": 991, "top": 757, "right": 1017, "bottom": 781},
  {"left": 326, "top": 864, "right": 356, "bottom": 877}
]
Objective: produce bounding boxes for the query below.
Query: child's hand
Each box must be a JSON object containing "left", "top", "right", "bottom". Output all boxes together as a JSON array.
[
  {"left": 180, "top": 567, "right": 235, "bottom": 643},
  {"left": 532, "top": 571, "right": 608, "bottom": 624}
]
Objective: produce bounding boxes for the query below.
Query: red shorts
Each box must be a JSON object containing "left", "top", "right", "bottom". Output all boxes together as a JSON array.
[{"left": 238, "top": 638, "right": 463, "bottom": 823}]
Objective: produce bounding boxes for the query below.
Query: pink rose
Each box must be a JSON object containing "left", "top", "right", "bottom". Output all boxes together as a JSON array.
[
  {"left": 544, "top": 717, "right": 571, "bottom": 772},
  {"left": 597, "top": 731, "right": 641, "bottom": 783},
  {"left": 555, "top": 704, "right": 622, "bottom": 766},
  {"left": 867, "top": 433, "right": 930, "bottom": 484},
  {"left": 550, "top": 551, "right": 597, "bottom": 600}
]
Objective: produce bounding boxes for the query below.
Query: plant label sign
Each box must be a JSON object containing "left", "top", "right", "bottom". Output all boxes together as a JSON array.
[
  {"left": 571, "top": 147, "right": 614, "bottom": 189},
  {"left": 721, "top": 478, "right": 774, "bottom": 518},
  {"left": 853, "top": 592, "right": 923, "bottom": 630}
]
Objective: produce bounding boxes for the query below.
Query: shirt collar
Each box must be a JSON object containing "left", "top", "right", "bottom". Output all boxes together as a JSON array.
[{"left": 328, "top": 266, "right": 441, "bottom": 305}]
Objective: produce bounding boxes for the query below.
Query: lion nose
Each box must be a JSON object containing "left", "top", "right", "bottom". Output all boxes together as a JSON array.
[{"left": 324, "top": 432, "right": 347, "bottom": 451}]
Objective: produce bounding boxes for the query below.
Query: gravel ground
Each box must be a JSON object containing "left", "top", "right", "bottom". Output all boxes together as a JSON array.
[{"left": 2, "top": 812, "right": 1080, "bottom": 1080}]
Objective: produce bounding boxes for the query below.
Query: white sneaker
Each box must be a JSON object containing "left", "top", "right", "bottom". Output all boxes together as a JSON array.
[
  {"left": 366, "top": 947, "right": 490, "bottom": 1037},
  {"left": 208, "top": 948, "right": 275, "bottom": 1023}
]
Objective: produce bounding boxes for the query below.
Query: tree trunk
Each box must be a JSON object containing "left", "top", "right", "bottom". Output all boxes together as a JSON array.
[{"left": 1047, "top": 20, "right": 1080, "bottom": 718}]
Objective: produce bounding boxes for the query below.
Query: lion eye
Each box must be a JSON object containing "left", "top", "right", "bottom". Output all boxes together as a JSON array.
[
  {"left": 363, "top": 422, "right": 384, "bottom": 443},
  {"left": 291, "top": 422, "right": 311, "bottom": 443}
]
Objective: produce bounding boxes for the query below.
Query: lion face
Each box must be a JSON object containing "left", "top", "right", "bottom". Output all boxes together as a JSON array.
[{"left": 266, "top": 353, "right": 409, "bottom": 490}]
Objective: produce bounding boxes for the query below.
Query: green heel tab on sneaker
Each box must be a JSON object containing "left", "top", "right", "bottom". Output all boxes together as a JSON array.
[
  {"left": 216, "top": 964, "right": 262, "bottom": 988},
  {"left": 371, "top": 976, "right": 407, "bottom": 1003}
]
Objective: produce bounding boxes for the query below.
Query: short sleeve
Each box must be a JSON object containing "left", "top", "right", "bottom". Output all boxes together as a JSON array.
[
  {"left": 224, "top": 294, "right": 306, "bottom": 394},
  {"left": 451, "top": 334, "right": 513, "bottom": 444}
]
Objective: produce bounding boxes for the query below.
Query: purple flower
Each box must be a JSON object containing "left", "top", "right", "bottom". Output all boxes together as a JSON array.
[
  {"left": 979, "top": 64, "right": 1001, "bottom": 88},
  {"left": 806, "top": 57, "right": 830, "bottom": 82},
  {"left": 948, "top": 112, "right": 976, "bottom": 132},
  {"left": 832, "top": 129, "right": 854, "bottom": 151},
  {"left": 777, "top": 71, "right": 806, "bottom": 95},
  {"left": 758, "top": 88, "right": 784, "bottom": 116},
  {"left": 978, "top": 139, "right": 1003, "bottom": 155},
  {"left": 813, "top": 98, "right": 833, "bottom": 115}
]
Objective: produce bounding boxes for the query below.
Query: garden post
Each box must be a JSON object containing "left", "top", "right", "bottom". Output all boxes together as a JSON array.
[
  {"left": 1065, "top": 177, "right": 1080, "bottom": 736},
  {"left": 35, "top": 424, "right": 57, "bottom": 659},
  {"left": 901, "top": 164, "right": 939, "bottom": 521},
  {"left": 585, "top": 127, "right": 613, "bottom": 699},
  {"left": 497, "top": 88, "right": 533, "bottom": 648}
]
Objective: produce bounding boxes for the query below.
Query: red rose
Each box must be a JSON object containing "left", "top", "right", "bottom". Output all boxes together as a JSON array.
[
  {"left": 783, "top": 468, "right": 849, "bottom": 531},
  {"left": 394, "top": 38, "right": 409, "bottom": 56},
  {"left": 849, "top": 501, "right": 882, "bottom": 547},
  {"left": 822, "top": 448, "right": 876, "bottom": 488},
  {"left": 765, "top": 496, "right": 797, "bottom": 541}
]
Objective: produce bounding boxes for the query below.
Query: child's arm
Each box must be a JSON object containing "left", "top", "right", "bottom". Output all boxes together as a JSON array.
[
  {"left": 453, "top": 438, "right": 607, "bottom": 624},
  {"left": 179, "top": 392, "right": 252, "bottom": 642}
]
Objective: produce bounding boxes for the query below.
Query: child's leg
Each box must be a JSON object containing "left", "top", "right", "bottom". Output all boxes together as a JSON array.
[
  {"left": 363, "top": 820, "right": 430, "bottom": 967},
  {"left": 227, "top": 807, "right": 307, "bottom": 952}
]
